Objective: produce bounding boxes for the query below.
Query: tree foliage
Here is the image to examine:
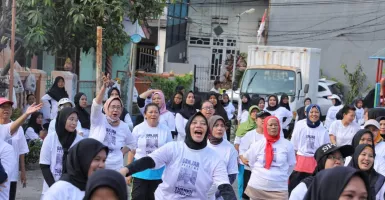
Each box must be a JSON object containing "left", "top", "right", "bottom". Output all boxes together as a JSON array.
[
  {"left": 341, "top": 63, "right": 371, "bottom": 105},
  {"left": 16, "top": 0, "right": 166, "bottom": 57}
]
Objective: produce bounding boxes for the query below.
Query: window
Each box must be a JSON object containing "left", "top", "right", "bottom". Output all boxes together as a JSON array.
[
  {"left": 166, "top": 0, "right": 189, "bottom": 48},
  {"left": 318, "top": 85, "right": 326, "bottom": 92}
]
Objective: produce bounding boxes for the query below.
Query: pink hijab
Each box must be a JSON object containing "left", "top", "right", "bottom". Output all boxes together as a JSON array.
[
  {"left": 153, "top": 91, "right": 168, "bottom": 115},
  {"left": 104, "top": 97, "right": 124, "bottom": 122}
]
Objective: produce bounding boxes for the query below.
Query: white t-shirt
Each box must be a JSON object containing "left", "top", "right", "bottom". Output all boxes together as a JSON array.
[
  {"left": 132, "top": 122, "right": 172, "bottom": 159},
  {"left": 223, "top": 103, "right": 235, "bottom": 120},
  {"left": 159, "top": 111, "right": 176, "bottom": 132},
  {"left": 207, "top": 140, "right": 238, "bottom": 200},
  {"left": 89, "top": 99, "right": 136, "bottom": 171},
  {"left": 149, "top": 142, "right": 230, "bottom": 199},
  {"left": 0, "top": 140, "right": 16, "bottom": 200},
  {"left": 291, "top": 121, "right": 330, "bottom": 157},
  {"left": 25, "top": 127, "right": 40, "bottom": 140},
  {"left": 39, "top": 131, "right": 83, "bottom": 194},
  {"left": 289, "top": 182, "right": 308, "bottom": 200},
  {"left": 175, "top": 113, "right": 188, "bottom": 142},
  {"left": 123, "top": 113, "right": 134, "bottom": 131},
  {"left": 239, "top": 129, "right": 264, "bottom": 167},
  {"left": 244, "top": 138, "right": 296, "bottom": 191},
  {"left": 240, "top": 111, "right": 249, "bottom": 124},
  {"left": 329, "top": 120, "right": 360, "bottom": 147},
  {"left": 0, "top": 123, "right": 12, "bottom": 141},
  {"left": 43, "top": 180, "right": 85, "bottom": 200},
  {"left": 265, "top": 107, "right": 293, "bottom": 130},
  {"left": 355, "top": 107, "right": 365, "bottom": 125},
  {"left": 41, "top": 94, "right": 59, "bottom": 123},
  {"left": 324, "top": 105, "right": 344, "bottom": 129},
  {"left": 6, "top": 126, "right": 29, "bottom": 181},
  {"left": 375, "top": 142, "right": 385, "bottom": 161}
]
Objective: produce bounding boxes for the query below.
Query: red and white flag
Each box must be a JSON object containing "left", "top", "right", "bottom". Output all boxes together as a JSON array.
[{"left": 257, "top": 9, "right": 267, "bottom": 45}]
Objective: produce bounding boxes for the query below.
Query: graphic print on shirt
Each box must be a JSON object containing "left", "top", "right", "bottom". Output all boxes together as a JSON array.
[
  {"left": 6, "top": 138, "right": 12, "bottom": 145},
  {"left": 174, "top": 158, "right": 199, "bottom": 197},
  {"left": 54, "top": 146, "right": 63, "bottom": 178},
  {"left": 306, "top": 134, "right": 315, "bottom": 154},
  {"left": 145, "top": 134, "right": 158, "bottom": 155},
  {"left": 104, "top": 128, "right": 117, "bottom": 153}
]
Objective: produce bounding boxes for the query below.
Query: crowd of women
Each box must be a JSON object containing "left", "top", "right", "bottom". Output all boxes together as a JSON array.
[{"left": 1, "top": 73, "right": 385, "bottom": 200}]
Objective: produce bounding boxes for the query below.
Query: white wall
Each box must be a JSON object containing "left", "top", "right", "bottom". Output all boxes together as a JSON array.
[{"left": 187, "top": 0, "right": 268, "bottom": 53}]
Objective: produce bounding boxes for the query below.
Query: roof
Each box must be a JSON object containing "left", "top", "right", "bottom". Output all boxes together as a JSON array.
[
  {"left": 247, "top": 65, "right": 297, "bottom": 71},
  {"left": 370, "top": 48, "right": 385, "bottom": 60}
]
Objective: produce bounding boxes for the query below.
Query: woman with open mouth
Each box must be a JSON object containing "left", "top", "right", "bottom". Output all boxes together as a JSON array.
[
  {"left": 43, "top": 138, "right": 108, "bottom": 200},
  {"left": 120, "top": 112, "right": 237, "bottom": 200},
  {"left": 289, "top": 104, "right": 330, "bottom": 193},
  {"left": 128, "top": 103, "right": 173, "bottom": 200},
  {"left": 89, "top": 74, "right": 136, "bottom": 171},
  {"left": 175, "top": 91, "right": 197, "bottom": 142},
  {"left": 207, "top": 115, "right": 238, "bottom": 200},
  {"left": 106, "top": 87, "right": 134, "bottom": 131},
  {"left": 348, "top": 144, "right": 385, "bottom": 200},
  {"left": 243, "top": 116, "right": 296, "bottom": 200}
]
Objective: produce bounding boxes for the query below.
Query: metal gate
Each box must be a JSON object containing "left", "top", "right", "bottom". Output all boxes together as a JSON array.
[{"left": 138, "top": 48, "right": 156, "bottom": 73}]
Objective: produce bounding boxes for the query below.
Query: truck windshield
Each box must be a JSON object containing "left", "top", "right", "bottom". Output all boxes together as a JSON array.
[{"left": 240, "top": 69, "right": 296, "bottom": 95}]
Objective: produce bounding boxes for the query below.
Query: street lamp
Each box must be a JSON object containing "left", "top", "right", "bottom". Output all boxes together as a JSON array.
[{"left": 230, "top": 8, "right": 255, "bottom": 102}]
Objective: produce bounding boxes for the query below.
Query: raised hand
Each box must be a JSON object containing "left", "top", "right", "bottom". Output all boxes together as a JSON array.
[
  {"left": 102, "top": 73, "right": 110, "bottom": 88},
  {"left": 25, "top": 103, "right": 43, "bottom": 115}
]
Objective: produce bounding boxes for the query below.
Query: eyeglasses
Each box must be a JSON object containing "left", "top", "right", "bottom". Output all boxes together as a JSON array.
[
  {"left": 109, "top": 106, "right": 122, "bottom": 111},
  {"left": 202, "top": 107, "right": 214, "bottom": 111},
  {"left": 327, "top": 155, "right": 344, "bottom": 162}
]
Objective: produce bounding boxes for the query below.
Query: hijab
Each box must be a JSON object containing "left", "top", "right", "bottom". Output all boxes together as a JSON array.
[
  {"left": 74, "top": 93, "right": 90, "bottom": 129},
  {"left": 103, "top": 96, "right": 124, "bottom": 125},
  {"left": 279, "top": 93, "right": 290, "bottom": 111},
  {"left": 184, "top": 112, "right": 208, "bottom": 150},
  {"left": 221, "top": 93, "right": 230, "bottom": 107},
  {"left": 179, "top": 91, "right": 197, "bottom": 120},
  {"left": 167, "top": 92, "right": 183, "bottom": 114},
  {"left": 55, "top": 107, "right": 78, "bottom": 174},
  {"left": 348, "top": 144, "right": 380, "bottom": 200},
  {"left": 304, "top": 166, "right": 370, "bottom": 200},
  {"left": 263, "top": 116, "right": 281, "bottom": 169},
  {"left": 47, "top": 76, "right": 69, "bottom": 102},
  {"left": 354, "top": 98, "right": 364, "bottom": 109},
  {"left": 208, "top": 92, "right": 229, "bottom": 122},
  {"left": 107, "top": 88, "right": 129, "bottom": 122},
  {"left": 368, "top": 108, "right": 385, "bottom": 120},
  {"left": 26, "top": 112, "right": 43, "bottom": 133},
  {"left": 208, "top": 115, "right": 225, "bottom": 145},
  {"left": 236, "top": 105, "right": 259, "bottom": 137},
  {"left": 60, "top": 138, "right": 108, "bottom": 191},
  {"left": 266, "top": 95, "right": 279, "bottom": 111},
  {"left": 83, "top": 169, "right": 127, "bottom": 200},
  {"left": 306, "top": 104, "right": 321, "bottom": 128},
  {"left": 333, "top": 97, "right": 342, "bottom": 106},
  {"left": 297, "top": 98, "right": 312, "bottom": 121},
  {"left": 240, "top": 93, "right": 251, "bottom": 111},
  {"left": 351, "top": 129, "right": 374, "bottom": 149},
  {"left": 153, "top": 91, "right": 168, "bottom": 115}
]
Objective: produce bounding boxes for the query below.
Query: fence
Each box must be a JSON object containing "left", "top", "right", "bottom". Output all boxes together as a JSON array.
[
  {"left": 138, "top": 48, "right": 156, "bottom": 73},
  {"left": 194, "top": 64, "right": 213, "bottom": 92}
]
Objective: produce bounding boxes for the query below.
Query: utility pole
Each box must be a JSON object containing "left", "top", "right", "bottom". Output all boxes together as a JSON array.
[
  {"left": 127, "top": 44, "right": 137, "bottom": 114},
  {"left": 8, "top": 0, "right": 16, "bottom": 100},
  {"left": 96, "top": 27, "right": 103, "bottom": 94}
]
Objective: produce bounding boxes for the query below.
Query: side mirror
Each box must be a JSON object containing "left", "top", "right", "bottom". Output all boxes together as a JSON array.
[
  {"left": 304, "top": 84, "right": 309, "bottom": 94},
  {"left": 232, "top": 82, "right": 239, "bottom": 91}
]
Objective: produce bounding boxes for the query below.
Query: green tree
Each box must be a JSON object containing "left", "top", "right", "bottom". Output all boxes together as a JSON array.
[
  {"left": 341, "top": 63, "right": 371, "bottom": 104},
  {"left": 16, "top": 0, "right": 166, "bottom": 57}
]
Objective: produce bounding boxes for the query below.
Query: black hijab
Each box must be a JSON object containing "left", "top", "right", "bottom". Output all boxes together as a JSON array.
[
  {"left": 47, "top": 76, "right": 69, "bottom": 102},
  {"left": 221, "top": 93, "right": 230, "bottom": 107},
  {"left": 368, "top": 108, "right": 385, "bottom": 120},
  {"left": 208, "top": 92, "right": 229, "bottom": 122},
  {"left": 348, "top": 144, "right": 381, "bottom": 200},
  {"left": 266, "top": 95, "right": 279, "bottom": 111},
  {"left": 74, "top": 93, "right": 90, "bottom": 129},
  {"left": 334, "top": 97, "right": 342, "bottom": 106},
  {"left": 179, "top": 91, "right": 197, "bottom": 120},
  {"left": 304, "top": 166, "right": 370, "bottom": 200},
  {"left": 61, "top": 138, "right": 108, "bottom": 191},
  {"left": 279, "top": 93, "right": 290, "bottom": 111},
  {"left": 240, "top": 93, "right": 251, "bottom": 111},
  {"left": 55, "top": 107, "right": 78, "bottom": 172},
  {"left": 184, "top": 112, "right": 208, "bottom": 150},
  {"left": 83, "top": 169, "right": 127, "bottom": 200},
  {"left": 107, "top": 88, "right": 129, "bottom": 121},
  {"left": 297, "top": 98, "right": 311, "bottom": 121},
  {"left": 167, "top": 92, "right": 183, "bottom": 114},
  {"left": 26, "top": 112, "right": 43, "bottom": 133},
  {"left": 351, "top": 129, "right": 374, "bottom": 149}
]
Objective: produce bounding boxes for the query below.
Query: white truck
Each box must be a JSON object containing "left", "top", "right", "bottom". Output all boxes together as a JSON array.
[{"left": 232, "top": 45, "right": 322, "bottom": 115}]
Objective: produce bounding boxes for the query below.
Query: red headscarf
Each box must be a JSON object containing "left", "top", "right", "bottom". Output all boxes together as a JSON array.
[{"left": 263, "top": 116, "right": 281, "bottom": 169}]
